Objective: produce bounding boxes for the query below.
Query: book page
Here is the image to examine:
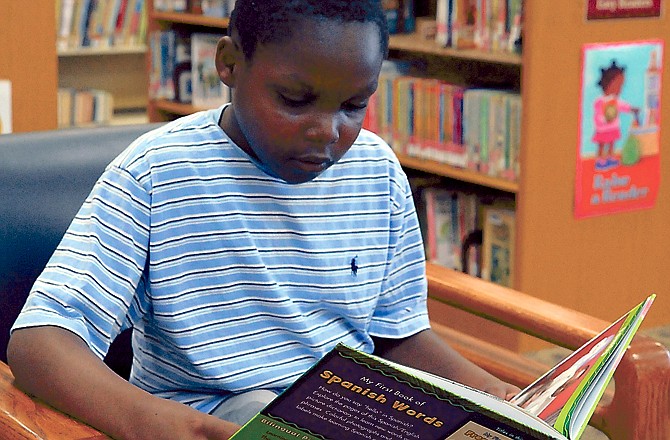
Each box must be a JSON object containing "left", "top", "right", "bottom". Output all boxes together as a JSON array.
[
  {"left": 509, "top": 295, "right": 654, "bottom": 438},
  {"left": 560, "top": 294, "right": 655, "bottom": 439}
]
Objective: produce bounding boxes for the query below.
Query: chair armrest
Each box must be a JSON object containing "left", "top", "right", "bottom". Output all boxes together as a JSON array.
[
  {"left": 426, "top": 263, "right": 670, "bottom": 440},
  {"left": 0, "top": 361, "right": 108, "bottom": 439}
]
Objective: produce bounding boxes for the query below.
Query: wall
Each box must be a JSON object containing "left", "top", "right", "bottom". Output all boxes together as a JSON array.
[
  {"left": 0, "top": 0, "right": 58, "bottom": 132},
  {"left": 517, "top": 4, "right": 669, "bottom": 350}
]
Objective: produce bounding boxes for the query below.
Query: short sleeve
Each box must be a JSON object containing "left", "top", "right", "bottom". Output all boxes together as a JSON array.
[{"left": 11, "top": 166, "right": 151, "bottom": 359}]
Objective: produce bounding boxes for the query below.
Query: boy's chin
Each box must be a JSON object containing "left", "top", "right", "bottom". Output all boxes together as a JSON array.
[{"left": 279, "top": 170, "right": 324, "bottom": 184}]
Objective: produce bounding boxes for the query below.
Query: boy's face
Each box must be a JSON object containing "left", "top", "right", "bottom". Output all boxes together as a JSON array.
[{"left": 221, "top": 18, "right": 384, "bottom": 183}]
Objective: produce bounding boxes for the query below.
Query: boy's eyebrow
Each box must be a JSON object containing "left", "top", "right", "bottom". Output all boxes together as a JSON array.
[{"left": 278, "top": 73, "right": 379, "bottom": 98}]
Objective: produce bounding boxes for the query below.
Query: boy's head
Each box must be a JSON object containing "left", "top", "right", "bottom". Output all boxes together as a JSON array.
[
  {"left": 216, "top": 0, "right": 389, "bottom": 184},
  {"left": 229, "top": 0, "right": 389, "bottom": 62}
]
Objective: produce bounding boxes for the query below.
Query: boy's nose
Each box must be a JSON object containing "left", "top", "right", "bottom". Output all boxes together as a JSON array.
[{"left": 305, "top": 112, "right": 340, "bottom": 146}]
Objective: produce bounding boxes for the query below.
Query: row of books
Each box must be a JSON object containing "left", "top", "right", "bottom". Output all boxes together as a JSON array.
[
  {"left": 154, "top": 0, "right": 236, "bottom": 17},
  {"left": 412, "top": 181, "right": 515, "bottom": 287},
  {"left": 56, "top": 0, "right": 148, "bottom": 51},
  {"left": 436, "top": 0, "right": 523, "bottom": 53},
  {"left": 149, "top": 30, "right": 231, "bottom": 108},
  {"left": 57, "top": 88, "right": 114, "bottom": 128},
  {"left": 364, "top": 62, "right": 521, "bottom": 182}
]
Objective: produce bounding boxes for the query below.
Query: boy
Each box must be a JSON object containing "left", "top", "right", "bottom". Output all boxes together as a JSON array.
[{"left": 8, "top": 1, "right": 518, "bottom": 439}]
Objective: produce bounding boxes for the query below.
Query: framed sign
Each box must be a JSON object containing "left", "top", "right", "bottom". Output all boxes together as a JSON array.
[
  {"left": 587, "top": 0, "right": 662, "bottom": 19},
  {"left": 575, "top": 40, "right": 663, "bottom": 219}
]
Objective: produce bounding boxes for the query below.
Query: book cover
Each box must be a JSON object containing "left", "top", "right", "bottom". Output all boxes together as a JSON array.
[
  {"left": 57, "top": 0, "right": 76, "bottom": 51},
  {"left": 0, "top": 80, "right": 12, "bottom": 134},
  {"left": 480, "top": 206, "right": 514, "bottom": 287},
  {"left": 575, "top": 40, "right": 663, "bottom": 219},
  {"left": 191, "top": 33, "right": 230, "bottom": 109},
  {"left": 231, "top": 295, "right": 654, "bottom": 440}
]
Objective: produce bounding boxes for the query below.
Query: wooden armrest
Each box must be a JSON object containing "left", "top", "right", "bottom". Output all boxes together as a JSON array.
[
  {"left": 426, "top": 263, "right": 670, "bottom": 440},
  {"left": 0, "top": 361, "right": 108, "bottom": 440}
]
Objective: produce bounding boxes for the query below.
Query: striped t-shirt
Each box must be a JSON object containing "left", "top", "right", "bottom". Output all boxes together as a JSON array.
[{"left": 13, "top": 106, "right": 430, "bottom": 412}]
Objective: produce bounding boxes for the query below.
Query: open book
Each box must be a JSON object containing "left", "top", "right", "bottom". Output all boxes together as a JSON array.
[{"left": 231, "top": 294, "right": 655, "bottom": 440}]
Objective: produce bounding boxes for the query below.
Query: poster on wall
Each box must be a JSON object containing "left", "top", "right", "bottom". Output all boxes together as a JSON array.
[
  {"left": 0, "top": 80, "right": 11, "bottom": 134},
  {"left": 575, "top": 40, "right": 663, "bottom": 219},
  {"left": 587, "top": 0, "right": 662, "bottom": 19}
]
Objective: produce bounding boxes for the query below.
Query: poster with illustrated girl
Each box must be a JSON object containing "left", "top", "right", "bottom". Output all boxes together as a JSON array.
[{"left": 576, "top": 40, "right": 663, "bottom": 219}]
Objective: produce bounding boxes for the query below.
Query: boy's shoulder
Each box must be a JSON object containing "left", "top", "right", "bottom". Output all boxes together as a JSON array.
[
  {"left": 110, "top": 108, "right": 225, "bottom": 169},
  {"left": 352, "top": 128, "right": 397, "bottom": 160},
  {"left": 350, "top": 128, "right": 406, "bottom": 173}
]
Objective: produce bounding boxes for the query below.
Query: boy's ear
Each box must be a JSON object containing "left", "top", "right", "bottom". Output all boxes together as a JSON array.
[{"left": 216, "top": 36, "right": 241, "bottom": 87}]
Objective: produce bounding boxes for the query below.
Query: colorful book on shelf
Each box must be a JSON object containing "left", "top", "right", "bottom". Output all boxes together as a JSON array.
[
  {"left": 231, "top": 294, "right": 655, "bottom": 439},
  {"left": 383, "top": 0, "right": 415, "bottom": 34},
  {"left": 0, "top": 79, "right": 12, "bottom": 134},
  {"left": 422, "top": 188, "right": 479, "bottom": 272},
  {"left": 57, "top": 0, "right": 76, "bottom": 50},
  {"left": 462, "top": 88, "right": 521, "bottom": 180},
  {"left": 507, "top": 0, "right": 523, "bottom": 53},
  {"left": 363, "top": 59, "right": 411, "bottom": 145},
  {"left": 480, "top": 205, "right": 515, "bottom": 287},
  {"left": 191, "top": 33, "right": 230, "bottom": 108},
  {"left": 200, "top": 0, "right": 236, "bottom": 18},
  {"left": 111, "top": 0, "right": 133, "bottom": 46}
]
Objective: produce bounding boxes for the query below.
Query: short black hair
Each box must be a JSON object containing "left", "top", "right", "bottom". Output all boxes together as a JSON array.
[
  {"left": 229, "top": 0, "right": 389, "bottom": 61},
  {"left": 598, "top": 59, "right": 626, "bottom": 91}
]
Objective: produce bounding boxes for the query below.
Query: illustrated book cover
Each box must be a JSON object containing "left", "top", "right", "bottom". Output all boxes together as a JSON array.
[
  {"left": 231, "top": 295, "right": 655, "bottom": 440},
  {"left": 191, "top": 33, "right": 230, "bottom": 108},
  {"left": 575, "top": 39, "right": 663, "bottom": 219},
  {"left": 0, "top": 79, "right": 12, "bottom": 134}
]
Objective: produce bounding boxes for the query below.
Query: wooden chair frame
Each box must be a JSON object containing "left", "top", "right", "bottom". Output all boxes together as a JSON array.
[{"left": 1, "top": 264, "right": 668, "bottom": 439}]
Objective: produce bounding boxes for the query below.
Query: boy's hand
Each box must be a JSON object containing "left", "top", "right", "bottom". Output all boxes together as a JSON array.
[
  {"left": 8, "top": 326, "right": 241, "bottom": 440},
  {"left": 473, "top": 377, "right": 521, "bottom": 401},
  {"left": 373, "top": 330, "right": 521, "bottom": 401},
  {"left": 130, "top": 397, "right": 241, "bottom": 440}
]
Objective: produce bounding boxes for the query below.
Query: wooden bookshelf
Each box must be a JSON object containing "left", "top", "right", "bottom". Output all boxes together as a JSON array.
[
  {"left": 389, "top": 33, "right": 522, "bottom": 66},
  {"left": 389, "top": 2, "right": 670, "bottom": 352},
  {"left": 58, "top": 48, "right": 148, "bottom": 113},
  {"left": 152, "top": 98, "right": 209, "bottom": 116},
  {"left": 151, "top": 11, "right": 230, "bottom": 28},
  {"left": 58, "top": 45, "right": 148, "bottom": 56},
  {"left": 396, "top": 152, "right": 519, "bottom": 193},
  {"left": 146, "top": 8, "right": 230, "bottom": 122},
  {"left": 0, "top": 0, "right": 58, "bottom": 132}
]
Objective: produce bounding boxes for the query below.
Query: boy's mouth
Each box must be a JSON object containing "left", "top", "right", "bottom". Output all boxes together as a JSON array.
[{"left": 292, "top": 156, "right": 334, "bottom": 173}]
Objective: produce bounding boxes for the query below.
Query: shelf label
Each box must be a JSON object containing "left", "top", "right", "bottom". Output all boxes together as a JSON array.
[{"left": 587, "top": 0, "right": 662, "bottom": 20}]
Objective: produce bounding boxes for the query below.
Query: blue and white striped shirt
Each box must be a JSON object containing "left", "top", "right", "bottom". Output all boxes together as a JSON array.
[{"left": 13, "top": 106, "right": 430, "bottom": 412}]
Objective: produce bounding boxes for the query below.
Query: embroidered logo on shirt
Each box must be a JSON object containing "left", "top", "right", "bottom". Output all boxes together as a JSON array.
[{"left": 351, "top": 256, "right": 358, "bottom": 276}]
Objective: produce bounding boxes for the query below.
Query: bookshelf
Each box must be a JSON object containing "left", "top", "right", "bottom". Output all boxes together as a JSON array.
[
  {"left": 406, "top": 0, "right": 670, "bottom": 352},
  {"left": 55, "top": 0, "right": 150, "bottom": 126},
  {"left": 143, "top": 1, "right": 670, "bottom": 351},
  {"left": 146, "top": 7, "right": 230, "bottom": 121},
  {"left": 58, "top": 48, "right": 148, "bottom": 121}
]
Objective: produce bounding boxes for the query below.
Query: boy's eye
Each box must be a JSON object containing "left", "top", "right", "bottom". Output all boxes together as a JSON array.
[
  {"left": 279, "top": 93, "right": 311, "bottom": 108},
  {"left": 342, "top": 101, "right": 368, "bottom": 113}
]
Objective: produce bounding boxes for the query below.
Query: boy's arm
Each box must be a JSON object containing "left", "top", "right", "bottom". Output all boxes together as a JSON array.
[
  {"left": 7, "top": 326, "right": 240, "bottom": 440},
  {"left": 372, "top": 329, "right": 520, "bottom": 400}
]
